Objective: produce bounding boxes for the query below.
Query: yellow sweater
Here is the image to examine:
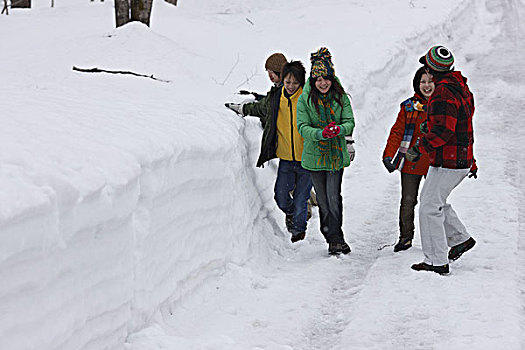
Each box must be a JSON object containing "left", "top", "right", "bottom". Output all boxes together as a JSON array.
[{"left": 276, "top": 87, "right": 304, "bottom": 161}]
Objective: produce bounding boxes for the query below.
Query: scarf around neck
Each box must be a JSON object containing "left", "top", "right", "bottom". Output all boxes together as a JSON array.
[
  {"left": 317, "top": 93, "right": 344, "bottom": 171},
  {"left": 392, "top": 97, "right": 427, "bottom": 169}
]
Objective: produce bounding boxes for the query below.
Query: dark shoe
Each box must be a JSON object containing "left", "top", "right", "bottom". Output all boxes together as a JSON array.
[
  {"left": 448, "top": 237, "right": 476, "bottom": 261},
  {"left": 411, "top": 262, "right": 449, "bottom": 275},
  {"left": 394, "top": 238, "right": 412, "bottom": 252},
  {"left": 291, "top": 232, "right": 305, "bottom": 243},
  {"left": 285, "top": 214, "right": 293, "bottom": 232},
  {"left": 328, "top": 242, "right": 351, "bottom": 255}
]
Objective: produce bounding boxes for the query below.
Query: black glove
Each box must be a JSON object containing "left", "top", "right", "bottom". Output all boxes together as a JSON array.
[
  {"left": 238, "top": 90, "right": 265, "bottom": 101},
  {"left": 225, "top": 103, "right": 244, "bottom": 116},
  {"left": 420, "top": 121, "right": 428, "bottom": 134},
  {"left": 468, "top": 168, "right": 478, "bottom": 179},
  {"left": 405, "top": 145, "right": 421, "bottom": 162},
  {"left": 382, "top": 157, "right": 396, "bottom": 173}
]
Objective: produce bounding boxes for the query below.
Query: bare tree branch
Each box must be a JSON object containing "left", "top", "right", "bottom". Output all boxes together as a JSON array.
[
  {"left": 72, "top": 66, "right": 171, "bottom": 83},
  {"left": 212, "top": 55, "right": 240, "bottom": 86},
  {"left": 236, "top": 66, "right": 259, "bottom": 88}
]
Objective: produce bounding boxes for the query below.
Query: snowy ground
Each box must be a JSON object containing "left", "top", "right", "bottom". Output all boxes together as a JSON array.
[{"left": 1, "top": 0, "right": 524, "bottom": 349}]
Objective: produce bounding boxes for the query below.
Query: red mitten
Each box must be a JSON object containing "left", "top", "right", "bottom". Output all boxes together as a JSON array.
[
  {"left": 331, "top": 125, "right": 340, "bottom": 137},
  {"left": 322, "top": 128, "right": 333, "bottom": 138},
  {"left": 322, "top": 122, "right": 336, "bottom": 138}
]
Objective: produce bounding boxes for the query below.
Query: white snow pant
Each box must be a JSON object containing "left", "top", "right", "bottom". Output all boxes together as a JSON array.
[{"left": 419, "top": 166, "right": 471, "bottom": 266}]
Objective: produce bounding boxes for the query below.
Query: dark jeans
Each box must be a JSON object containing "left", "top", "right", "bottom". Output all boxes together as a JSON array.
[
  {"left": 310, "top": 169, "right": 345, "bottom": 244},
  {"left": 274, "top": 160, "right": 312, "bottom": 235},
  {"left": 399, "top": 172, "right": 423, "bottom": 240}
]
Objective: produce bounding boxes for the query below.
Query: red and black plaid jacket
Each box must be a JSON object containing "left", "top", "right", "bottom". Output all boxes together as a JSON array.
[{"left": 419, "top": 71, "right": 476, "bottom": 169}]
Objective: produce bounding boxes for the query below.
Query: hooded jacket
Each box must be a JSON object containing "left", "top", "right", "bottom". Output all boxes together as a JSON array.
[
  {"left": 418, "top": 71, "right": 476, "bottom": 169},
  {"left": 275, "top": 87, "right": 305, "bottom": 161},
  {"left": 244, "top": 84, "right": 304, "bottom": 167},
  {"left": 296, "top": 77, "right": 355, "bottom": 171}
]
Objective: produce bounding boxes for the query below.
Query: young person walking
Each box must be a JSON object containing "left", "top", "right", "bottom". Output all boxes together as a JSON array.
[
  {"left": 406, "top": 45, "right": 478, "bottom": 274},
  {"left": 382, "top": 67, "right": 434, "bottom": 252},
  {"left": 230, "top": 60, "right": 312, "bottom": 243},
  {"left": 225, "top": 52, "right": 288, "bottom": 126},
  {"left": 297, "top": 47, "right": 355, "bottom": 255}
]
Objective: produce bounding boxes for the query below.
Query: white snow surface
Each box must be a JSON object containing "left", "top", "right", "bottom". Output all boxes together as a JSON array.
[{"left": 0, "top": 0, "right": 524, "bottom": 349}]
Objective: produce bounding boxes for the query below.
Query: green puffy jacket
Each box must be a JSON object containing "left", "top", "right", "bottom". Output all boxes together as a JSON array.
[{"left": 297, "top": 78, "right": 355, "bottom": 171}]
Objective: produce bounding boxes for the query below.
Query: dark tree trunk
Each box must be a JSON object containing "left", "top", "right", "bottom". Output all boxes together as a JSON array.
[
  {"left": 165, "top": 0, "right": 177, "bottom": 5},
  {"left": 2, "top": 0, "right": 8, "bottom": 14},
  {"left": 130, "top": 0, "right": 153, "bottom": 27},
  {"left": 11, "top": 0, "right": 31, "bottom": 8},
  {"left": 114, "top": 0, "right": 130, "bottom": 27}
]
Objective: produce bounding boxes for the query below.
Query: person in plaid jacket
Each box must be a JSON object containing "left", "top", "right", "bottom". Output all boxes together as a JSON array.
[{"left": 406, "top": 45, "right": 478, "bottom": 275}]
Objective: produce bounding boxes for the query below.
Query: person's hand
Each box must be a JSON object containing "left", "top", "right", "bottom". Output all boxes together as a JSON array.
[
  {"left": 420, "top": 121, "right": 428, "bottom": 134},
  {"left": 322, "top": 122, "right": 337, "bottom": 138},
  {"left": 405, "top": 145, "right": 421, "bottom": 162},
  {"left": 468, "top": 168, "right": 478, "bottom": 179},
  {"left": 331, "top": 125, "right": 341, "bottom": 137},
  {"left": 225, "top": 103, "right": 244, "bottom": 116},
  {"left": 382, "top": 157, "right": 396, "bottom": 173},
  {"left": 347, "top": 142, "right": 355, "bottom": 161}
]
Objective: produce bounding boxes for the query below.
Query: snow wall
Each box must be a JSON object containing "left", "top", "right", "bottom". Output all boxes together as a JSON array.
[{"left": 0, "top": 110, "right": 281, "bottom": 350}]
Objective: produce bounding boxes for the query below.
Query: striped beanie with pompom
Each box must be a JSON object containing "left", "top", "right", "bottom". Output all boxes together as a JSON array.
[
  {"left": 419, "top": 45, "right": 454, "bottom": 72},
  {"left": 310, "top": 47, "right": 335, "bottom": 78}
]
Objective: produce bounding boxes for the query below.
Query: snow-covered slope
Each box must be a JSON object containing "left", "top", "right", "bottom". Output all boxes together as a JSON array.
[{"left": 0, "top": 0, "right": 523, "bottom": 349}]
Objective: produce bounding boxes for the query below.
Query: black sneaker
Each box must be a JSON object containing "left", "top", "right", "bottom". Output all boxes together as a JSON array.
[
  {"left": 394, "top": 238, "right": 412, "bottom": 252},
  {"left": 448, "top": 237, "right": 476, "bottom": 261},
  {"left": 328, "top": 242, "right": 351, "bottom": 255},
  {"left": 411, "top": 262, "right": 449, "bottom": 275},
  {"left": 285, "top": 214, "right": 293, "bottom": 232},
  {"left": 291, "top": 232, "right": 305, "bottom": 243}
]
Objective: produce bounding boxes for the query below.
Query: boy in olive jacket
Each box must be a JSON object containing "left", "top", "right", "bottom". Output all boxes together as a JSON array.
[{"left": 228, "top": 60, "right": 313, "bottom": 243}]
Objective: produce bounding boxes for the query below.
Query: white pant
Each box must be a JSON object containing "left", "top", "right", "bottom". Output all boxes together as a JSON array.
[{"left": 419, "top": 166, "right": 471, "bottom": 266}]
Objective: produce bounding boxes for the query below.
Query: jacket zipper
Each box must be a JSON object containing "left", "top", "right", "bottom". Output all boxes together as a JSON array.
[{"left": 288, "top": 98, "right": 295, "bottom": 161}]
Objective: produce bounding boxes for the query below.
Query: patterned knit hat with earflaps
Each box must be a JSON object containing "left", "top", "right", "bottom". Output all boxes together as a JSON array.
[
  {"left": 419, "top": 45, "right": 454, "bottom": 72},
  {"left": 265, "top": 53, "right": 287, "bottom": 74},
  {"left": 310, "top": 47, "right": 335, "bottom": 78}
]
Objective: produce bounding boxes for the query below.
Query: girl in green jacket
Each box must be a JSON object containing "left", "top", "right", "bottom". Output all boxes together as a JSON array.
[{"left": 297, "top": 47, "right": 355, "bottom": 255}]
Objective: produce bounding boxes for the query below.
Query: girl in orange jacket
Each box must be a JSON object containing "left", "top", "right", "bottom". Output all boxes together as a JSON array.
[{"left": 382, "top": 66, "right": 434, "bottom": 252}]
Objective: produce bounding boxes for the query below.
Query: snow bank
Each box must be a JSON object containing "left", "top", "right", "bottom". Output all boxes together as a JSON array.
[
  {"left": 0, "top": 6, "right": 282, "bottom": 348},
  {"left": 0, "top": 69, "right": 279, "bottom": 349}
]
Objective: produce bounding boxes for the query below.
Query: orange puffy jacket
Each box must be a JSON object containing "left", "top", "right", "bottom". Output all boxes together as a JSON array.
[{"left": 383, "top": 96, "right": 430, "bottom": 176}]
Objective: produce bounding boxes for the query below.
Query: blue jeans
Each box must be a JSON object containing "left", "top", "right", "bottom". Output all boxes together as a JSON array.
[
  {"left": 310, "top": 169, "right": 345, "bottom": 244},
  {"left": 274, "top": 160, "right": 312, "bottom": 235}
]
